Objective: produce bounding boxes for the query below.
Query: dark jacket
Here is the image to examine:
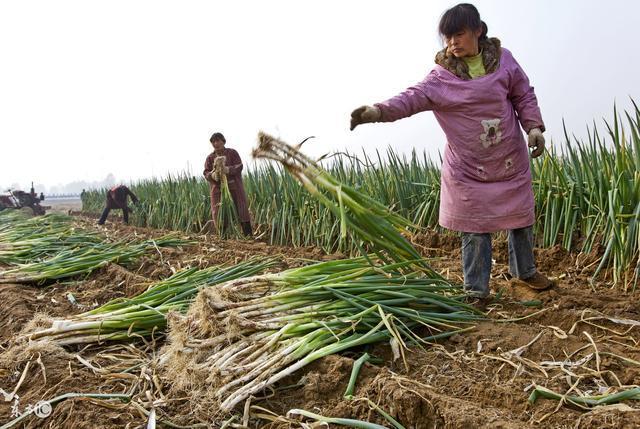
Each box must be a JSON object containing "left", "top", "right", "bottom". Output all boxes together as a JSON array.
[{"left": 106, "top": 185, "right": 138, "bottom": 209}]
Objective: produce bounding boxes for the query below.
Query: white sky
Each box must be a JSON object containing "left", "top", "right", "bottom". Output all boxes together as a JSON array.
[{"left": 1, "top": 0, "right": 638, "bottom": 192}]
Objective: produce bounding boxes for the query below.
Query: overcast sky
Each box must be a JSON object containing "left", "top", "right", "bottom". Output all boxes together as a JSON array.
[{"left": 1, "top": 0, "right": 638, "bottom": 192}]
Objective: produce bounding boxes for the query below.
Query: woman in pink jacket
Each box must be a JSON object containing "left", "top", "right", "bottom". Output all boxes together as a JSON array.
[{"left": 350, "top": 3, "right": 552, "bottom": 298}]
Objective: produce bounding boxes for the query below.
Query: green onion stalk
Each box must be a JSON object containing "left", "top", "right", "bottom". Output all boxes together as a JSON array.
[
  {"left": 528, "top": 385, "right": 640, "bottom": 408},
  {"left": 0, "top": 235, "right": 192, "bottom": 284},
  {"left": 27, "top": 258, "right": 277, "bottom": 345},
  {"left": 253, "top": 132, "right": 436, "bottom": 274},
  {"left": 165, "top": 257, "right": 482, "bottom": 413},
  {"left": 343, "top": 352, "right": 371, "bottom": 399},
  {"left": 287, "top": 409, "right": 390, "bottom": 429}
]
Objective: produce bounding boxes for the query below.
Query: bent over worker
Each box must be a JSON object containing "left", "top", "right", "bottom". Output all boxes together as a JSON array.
[
  {"left": 98, "top": 185, "right": 138, "bottom": 225},
  {"left": 203, "top": 132, "right": 252, "bottom": 236},
  {"left": 350, "top": 3, "right": 553, "bottom": 299}
]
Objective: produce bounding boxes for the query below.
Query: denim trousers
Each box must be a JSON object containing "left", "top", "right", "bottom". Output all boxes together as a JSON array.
[{"left": 461, "top": 226, "right": 536, "bottom": 297}]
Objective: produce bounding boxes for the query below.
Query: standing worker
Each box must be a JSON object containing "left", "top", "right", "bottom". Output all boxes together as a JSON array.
[
  {"left": 350, "top": 3, "right": 553, "bottom": 299},
  {"left": 98, "top": 185, "right": 139, "bottom": 225},
  {"left": 203, "top": 132, "right": 253, "bottom": 236}
]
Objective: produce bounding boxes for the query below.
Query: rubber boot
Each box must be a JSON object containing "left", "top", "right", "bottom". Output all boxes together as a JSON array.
[{"left": 241, "top": 221, "right": 253, "bottom": 237}]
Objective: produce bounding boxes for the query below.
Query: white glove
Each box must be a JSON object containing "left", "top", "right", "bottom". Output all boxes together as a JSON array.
[
  {"left": 528, "top": 128, "right": 545, "bottom": 158},
  {"left": 350, "top": 105, "right": 381, "bottom": 131}
]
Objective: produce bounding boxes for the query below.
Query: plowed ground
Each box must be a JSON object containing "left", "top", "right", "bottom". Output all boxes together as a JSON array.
[{"left": 1, "top": 217, "right": 639, "bottom": 428}]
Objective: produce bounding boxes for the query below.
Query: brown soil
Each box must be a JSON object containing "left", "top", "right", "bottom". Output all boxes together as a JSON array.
[{"left": 1, "top": 217, "right": 640, "bottom": 428}]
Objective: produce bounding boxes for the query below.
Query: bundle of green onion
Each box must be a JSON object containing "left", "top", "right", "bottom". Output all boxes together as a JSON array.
[
  {"left": 253, "top": 132, "right": 432, "bottom": 273},
  {"left": 215, "top": 172, "right": 243, "bottom": 238},
  {"left": 28, "top": 258, "right": 277, "bottom": 345},
  {"left": 0, "top": 213, "right": 101, "bottom": 265},
  {"left": 163, "top": 257, "right": 480, "bottom": 413},
  {"left": 0, "top": 211, "right": 74, "bottom": 238},
  {"left": 0, "top": 235, "right": 192, "bottom": 284}
]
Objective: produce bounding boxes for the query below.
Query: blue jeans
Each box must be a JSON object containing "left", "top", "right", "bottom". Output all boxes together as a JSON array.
[{"left": 461, "top": 226, "right": 536, "bottom": 297}]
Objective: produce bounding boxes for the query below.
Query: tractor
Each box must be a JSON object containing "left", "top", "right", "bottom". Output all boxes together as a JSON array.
[{"left": 0, "top": 183, "right": 48, "bottom": 216}]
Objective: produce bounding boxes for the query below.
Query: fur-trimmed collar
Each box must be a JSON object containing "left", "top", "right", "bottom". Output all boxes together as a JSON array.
[{"left": 434, "top": 37, "right": 502, "bottom": 80}]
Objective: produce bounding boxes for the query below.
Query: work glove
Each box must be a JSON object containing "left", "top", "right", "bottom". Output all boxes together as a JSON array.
[
  {"left": 528, "top": 128, "right": 545, "bottom": 158},
  {"left": 350, "top": 105, "right": 381, "bottom": 131},
  {"left": 223, "top": 166, "right": 230, "bottom": 174},
  {"left": 210, "top": 171, "right": 219, "bottom": 182}
]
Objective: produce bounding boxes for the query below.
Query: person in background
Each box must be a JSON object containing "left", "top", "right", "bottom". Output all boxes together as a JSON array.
[
  {"left": 98, "top": 184, "right": 139, "bottom": 225},
  {"left": 349, "top": 3, "right": 553, "bottom": 300},
  {"left": 203, "top": 132, "right": 253, "bottom": 236}
]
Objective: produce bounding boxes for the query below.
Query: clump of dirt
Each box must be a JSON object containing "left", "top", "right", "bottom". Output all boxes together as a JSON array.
[
  {"left": 412, "top": 229, "right": 461, "bottom": 257},
  {"left": 303, "top": 355, "right": 352, "bottom": 399},
  {"left": 0, "top": 341, "right": 97, "bottom": 425},
  {"left": 0, "top": 284, "right": 41, "bottom": 343},
  {"left": 0, "top": 339, "right": 143, "bottom": 428}
]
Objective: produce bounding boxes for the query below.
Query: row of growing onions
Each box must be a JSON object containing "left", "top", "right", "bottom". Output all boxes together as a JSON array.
[
  {"left": 81, "top": 173, "right": 212, "bottom": 233},
  {"left": 80, "top": 148, "right": 442, "bottom": 252},
  {"left": 531, "top": 103, "right": 640, "bottom": 289},
  {"left": 79, "top": 103, "right": 640, "bottom": 287}
]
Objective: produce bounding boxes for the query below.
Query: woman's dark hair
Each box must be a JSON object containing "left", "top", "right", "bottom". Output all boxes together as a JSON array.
[
  {"left": 209, "top": 132, "right": 226, "bottom": 143},
  {"left": 438, "top": 3, "right": 487, "bottom": 40}
]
